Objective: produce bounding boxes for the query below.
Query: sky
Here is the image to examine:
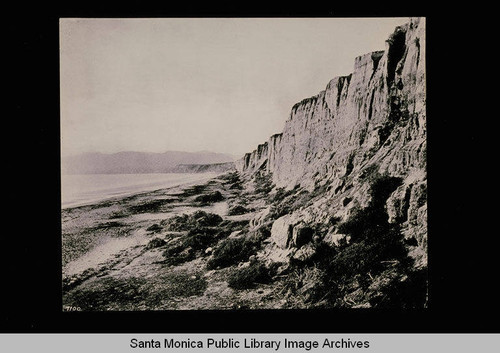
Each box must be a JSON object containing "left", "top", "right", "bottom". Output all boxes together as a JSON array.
[{"left": 60, "top": 17, "right": 409, "bottom": 157}]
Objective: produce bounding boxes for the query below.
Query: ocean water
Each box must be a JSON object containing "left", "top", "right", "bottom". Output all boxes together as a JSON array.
[{"left": 61, "top": 173, "right": 219, "bottom": 209}]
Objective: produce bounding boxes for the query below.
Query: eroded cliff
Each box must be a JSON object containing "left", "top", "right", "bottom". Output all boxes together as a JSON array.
[{"left": 238, "top": 18, "right": 427, "bottom": 273}]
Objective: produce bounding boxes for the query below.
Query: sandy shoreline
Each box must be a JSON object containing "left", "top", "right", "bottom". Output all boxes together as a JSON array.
[
  {"left": 61, "top": 171, "right": 285, "bottom": 311},
  {"left": 62, "top": 173, "right": 226, "bottom": 272},
  {"left": 61, "top": 172, "right": 221, "bottom": 210}
]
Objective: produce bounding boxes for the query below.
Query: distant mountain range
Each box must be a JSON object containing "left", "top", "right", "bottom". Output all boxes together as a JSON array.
[{"left": 61, "top": 151, "right": 238, "bottom": 174}]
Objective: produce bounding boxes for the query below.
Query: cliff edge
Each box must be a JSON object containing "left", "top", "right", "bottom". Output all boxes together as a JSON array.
[{"left": 235, "top": 17, "right": 427, "bottom": 306}]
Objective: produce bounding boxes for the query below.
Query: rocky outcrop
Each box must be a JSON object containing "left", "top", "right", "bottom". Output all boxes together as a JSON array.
[{"left": 238, "top": 18, "right": 427, "bottom": 267}]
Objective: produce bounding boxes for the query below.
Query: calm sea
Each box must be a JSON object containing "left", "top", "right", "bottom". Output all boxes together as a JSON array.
[{"left": 61, "top": 173, "right": 219, "bottom": 209}]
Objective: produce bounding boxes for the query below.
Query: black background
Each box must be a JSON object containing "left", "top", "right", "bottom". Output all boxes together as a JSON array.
[{"left": 4, "top": 3, "right": 497, "bottom": 333}]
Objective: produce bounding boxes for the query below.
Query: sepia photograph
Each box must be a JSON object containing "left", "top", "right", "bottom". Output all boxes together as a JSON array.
[{"left": 60, "top": 17, "right": 427, "bottom": 311}]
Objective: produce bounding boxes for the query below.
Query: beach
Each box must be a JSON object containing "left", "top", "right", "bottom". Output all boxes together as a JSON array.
[{"left": 61, "top": 172, "right": 284, "bottom": 311}]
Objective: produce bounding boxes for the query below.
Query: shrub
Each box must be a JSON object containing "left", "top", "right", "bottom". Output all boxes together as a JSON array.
[
  {"left": 276, "top": 266, "right": 325, "bottom": 307},
  {"left": 218, "top": 219, "right": 250, "bottom": 232},
  {"left": 269, "top": 187, "right": 290, "bottom": 204},
  {"left": 254, "top": 173, "right": 273, "bottom": 194},
  {"left": 337, "top": 174, "right": 402, "bottom": 243},
  {"left": 221, "top": 172, "right": 241, "bottom": 184},
  {"left": 181, "top": 184, "right": 207, "bottom": 197},
  {"left": 228, "top": 262, "right": 271, "bottom": 290},
  {"left": 267, "top": 189, "right": 312, "bottom": 220},
  {"left": 146, "top": 224, "right": 163, "bottom": 232},
  {"left": 161, "top": 227, "right": 228, "bottom": 266},
  {"left": 323, "top": 176, "right": 406, "bottom": 280},
  {"left": 266, "top": 182, "right": 331, "bottom": 222},
  {"left": 161, "top": 211, "right": 222, "bottom": 231},
  {"left": 336, "top": 206, "right": 385, "bottom": 242},
  {"left": 254, "top": 224, "right": 272, "bottom": 242},
  {"left": 158, "top": 208, "right": 256, "bottom": 268},
  {"left": 162, "top": 244, "right": 195, "bottom": 266},
  {"left": 128, "top": 199, "right": 172, "bottom": 213},
  {"left": 291, "top": 174, "right": 419, "bottom": 308},
  {"left": 194, "top": 191, "right": 224, "bottom": 204},
  {"left": 191, "top": 210, "right": 223, "bottom": 227},
  {"left": 94, "top": 221, "right": 124, "bottom": 229},
  {"left": 184, "top": 227, "right": 219, "bottom": 251},
  {"left": 207, "top": 236, "right": 260, "bottom": 270},
  {"left": 109, "top": 211, "right": 128, "bottom": 219},
  {"left": 229, "top": 182, "right": 243, "bottom": 190},
  {"left": 146, "top": 237, "right": 167, "bottom": 250},
  {"left": 228, "top": 205, "right": 251, "bottom": 216},
  {"left": 161, "top": 214, "right": 189, "bottom": 231},
  {"left": 222, "top": 172, "right": 243, "bottom": 190},
  {"left": 323, "top": 237, "right": 398, "bottom": 281}
]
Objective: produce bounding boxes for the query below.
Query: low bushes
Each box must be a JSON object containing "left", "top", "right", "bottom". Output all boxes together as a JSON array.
[
  {"left": 252, "top": 224, "right": 272, "bottom": 242},
  {"left": 94, "top": 221, "right": 124, "bottom": 229},
  {"left": 276, "top": 266, "right": 325, "bottom": 307},
  {"left": 266, "top": 184, "right": 328, "bottom": 221},
  {"left": 162, "top": 211, "right": 223, "bottom": 231},
  {"left": 228, "top": 205, "right": 252, "bottom": 216},
  {"left": 128, "top": 199, "right": 173, "bottom": 213},
  {"left": 228, "top": 262, "right": 272, "bottom": 290},
  {"left": 159, "top": 212, "right": 252, "bottom": 267},
  {"left": 276, "top": 173, "right": 427, "bottom": 308},
  {"left": 194, "top": 191, "right": 224, "bottom": 204},
  {"left": 221, "top": 172, "right": 243, "bottom": 190},
  {"left": 207, "top": 236, "right": 260, "bottom": 270},
  {"left": 181, "top": 184, "right": 207, "bottom": 197},
  {"left": 146, "top": 224, "right": 162, "bottom": 232},
  {"left": 220, "top": 171, "right": 240, "bottom": 184},
  {"left": 146, "top": 237, "right": 167, "bottom": 250},
  {"left": 218, "top": 219, "right": 250, "bottom": 232},
  {"left": 191, "top": 211, "right": 223, "bottom": 227},
  {"left": 254, "top": 173, "right": 273, "bottom": 195},
  {"left": 162, "top": 244, "right": 195, "bottom": 266},
  {"left": 183, "top": 227, "right": 220, "bottom": 251}
]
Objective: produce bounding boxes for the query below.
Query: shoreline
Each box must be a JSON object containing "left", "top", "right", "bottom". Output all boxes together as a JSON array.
[
  {"left": 61, "top": 172, "right": 222, "bottom": 210},
  {"left": 62, "top": 172, "right": 227, "bottom": 270}
]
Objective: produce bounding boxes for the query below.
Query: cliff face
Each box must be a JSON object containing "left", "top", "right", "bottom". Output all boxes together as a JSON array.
[{"left": 238, "top": 18, "right": 427, "bottom": 266}]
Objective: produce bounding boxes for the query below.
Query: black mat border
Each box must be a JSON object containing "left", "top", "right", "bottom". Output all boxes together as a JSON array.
[{"left": 4, "top": 5, "right": 496, "bottom": 333}]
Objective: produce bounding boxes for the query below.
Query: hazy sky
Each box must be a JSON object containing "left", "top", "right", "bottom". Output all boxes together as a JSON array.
[{"left": 60, "top": 17, "right": 409, "bottom": 157}]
